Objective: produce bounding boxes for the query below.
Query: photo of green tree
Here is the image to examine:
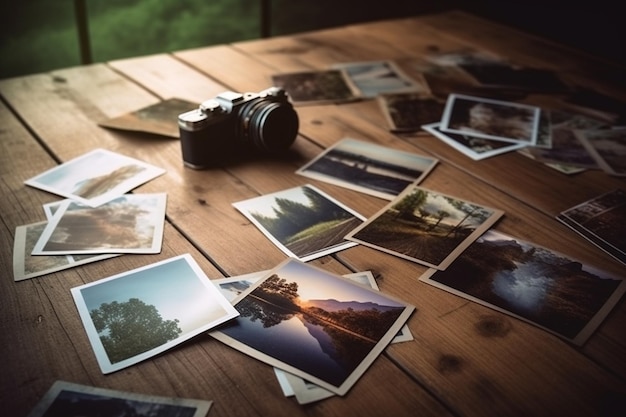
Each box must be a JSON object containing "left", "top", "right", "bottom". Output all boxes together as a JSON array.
[
  {"left": 72, "top": 254, "right": 238, "bottom": 373},
  {"left": 90, "top": 298, "right": 182, "bottom": 364}
]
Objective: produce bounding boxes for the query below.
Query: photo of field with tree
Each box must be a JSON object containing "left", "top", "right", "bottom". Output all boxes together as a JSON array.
[
  {"left": 347, "top": 186, "right": 503, "bottom": 269},
  {"left": 235, "top": 185, "right": 363, "bottom": 260}
]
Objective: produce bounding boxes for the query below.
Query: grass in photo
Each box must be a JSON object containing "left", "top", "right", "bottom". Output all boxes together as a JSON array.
[
  {"left": 346, "top": 185, "right": 503, "bottom": 269},
  {"left": 233, "top": 185, "right": 364, "bottom": 261}
]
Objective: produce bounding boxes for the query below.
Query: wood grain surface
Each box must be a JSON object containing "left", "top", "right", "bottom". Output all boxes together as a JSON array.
[{"left": 1, "top": 10, "right": 624, "bottom": 417}]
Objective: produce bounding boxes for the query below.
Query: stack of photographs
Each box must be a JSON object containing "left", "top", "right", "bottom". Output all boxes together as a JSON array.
[
  {"left": 422, "top": 93, "right": 541, "bottom": 160},
  {"left": 210, "top": 258, "right": 415, "bottom": 398},
  {"left": 13, "top": 149, "right": 167, "bottom": 281},
  {"left": 212, "top": 269, "right": 413, "bottom": 404}
]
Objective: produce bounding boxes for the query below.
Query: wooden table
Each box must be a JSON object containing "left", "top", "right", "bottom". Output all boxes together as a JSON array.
[{"left": 2, "top": 10, "right": 625, "bottom": 417}]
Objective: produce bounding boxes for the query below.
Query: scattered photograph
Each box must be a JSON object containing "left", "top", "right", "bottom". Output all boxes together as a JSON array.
[
  {"left": 549, "top": 110, "right": 610, "bottom": 131},
  {"left": 516, "top": 148, "right": 587, "bottom": 175},
  {"left": 420, "top": 229, "right": 626, "bottom": 345},
  {"left": 524, "top": 127, "right": 599, "bottom": 169},
  {"left": 26, "top": 380, "right": 212, "bottom": 417},
  {"left": 377, "top": 92, "right": 446, "bottom": 132},
  {"left": 213, "top": 272, "right": 265, "bottom": 302},
  {"left": 331, "top": 60, "right": 425, "bottom": 98},
  {"left": 575, "top": 129, "right": 626, "bottom": 176},
  {"left": 296, "top": 138, "right": 438, "bottom": 200},
  {"left": 13, "top": 221, "right": 117, "bottom": 281},
  {"left": 440, "top": 94, "right": 541, "bottom": 144},
  {"left": 271, "top": 69, "right": 359, "bottom": 105},
  {"left": 42, "top": 200, "right": 65, "bottom": 220},
  {"left": 346, "top": 185, "right": 504, "bottom": 270},
  {"left": 557, "top": 189, "right": 626, "bottom": 265},
  {"left": 210, "top": 258, "right": 414, "bottom": 396},
  {"left": 32, "top": 193, "right": 167, "bottom": 255},
  {"left": 274, "top": 367, "right": 296, "bottom": 397},
  {"left": 279, "top": 370, "right": 335, "bottom": 405},
  {"left": 71, "top": 254, "right": 239, "bottom": 373},
  {"left": 422, "top": 123, "right": 528, "bottom": 160},
  {"left": 415, "top": 62, "right": 478, "bottom": 99},
  {"left": 24, "top": 148, "right": 166, "bottom": 207},
  {"left": 232, "top": 185, "right": 365, "bottom": 261},
  {"left": 99, "top": 98, "right": 198, "bottom": 138}
]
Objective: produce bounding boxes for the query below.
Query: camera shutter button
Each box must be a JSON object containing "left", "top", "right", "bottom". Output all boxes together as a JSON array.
[{"left": 200, "top": 99, "right": 223, "bottom": 113}]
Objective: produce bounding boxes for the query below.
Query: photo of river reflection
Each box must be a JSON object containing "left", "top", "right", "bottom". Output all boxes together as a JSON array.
[{"left": 214, "top": 259, "right": 413, "bottom": 391}]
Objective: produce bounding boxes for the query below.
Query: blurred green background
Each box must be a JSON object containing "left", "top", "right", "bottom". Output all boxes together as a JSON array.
[
  {"left": 0, "top": 0, "right": 451, "bottom": 79},
  {"left": 1, "top": 1, "right": 624, "bottom": 80}
]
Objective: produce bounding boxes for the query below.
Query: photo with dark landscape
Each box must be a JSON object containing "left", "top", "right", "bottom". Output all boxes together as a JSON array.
[
  {"left": 562, "top": 189, "right": 626, "bottom": 252},
  {"left": 42, "top": 389, "right": 196, "bottom": 417},
  {"left": 423, "top": 229, "right": 625, "bottom": 341},
  {"left": 272, "top": 70, "right": 356, "bottom": 103},
  {"left": 303, "top": 148, "right": 425, "bottom": 197}
]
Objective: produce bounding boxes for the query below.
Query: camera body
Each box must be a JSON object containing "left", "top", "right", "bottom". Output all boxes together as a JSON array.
[{"left": 178, "top": 86, "right": 299, "bottom": 169}]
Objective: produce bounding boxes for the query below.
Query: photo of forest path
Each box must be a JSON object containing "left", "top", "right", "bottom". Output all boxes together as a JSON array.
[
  {"left": 248, "top": 186, "right": 362, "bottom": 259},
  {"left": 425, "top": 230, "right": 625, "bottom": 342},
  {"left": 220, "top": 268, "right": 406, "bottom": 388},
  {"left": 349, "top": 187, "right": 498, "bottom": 267}
]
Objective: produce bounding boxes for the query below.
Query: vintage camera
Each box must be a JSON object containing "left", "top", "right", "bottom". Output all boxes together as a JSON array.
[{"left": 178, "top": 86, "right": 299, "bottom": 168}]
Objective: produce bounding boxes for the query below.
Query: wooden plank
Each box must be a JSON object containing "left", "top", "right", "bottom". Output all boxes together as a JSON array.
[
  {"left": 108, "top": 53, "right": 227, "bottom": 103},
  {"left": 175, "top": 44, "right": 277, "bottom": 93}
]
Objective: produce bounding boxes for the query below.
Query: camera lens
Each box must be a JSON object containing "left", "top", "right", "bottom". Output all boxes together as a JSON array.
[{"left": 238, "top": 97, "right": 299, "bottom": 153}]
